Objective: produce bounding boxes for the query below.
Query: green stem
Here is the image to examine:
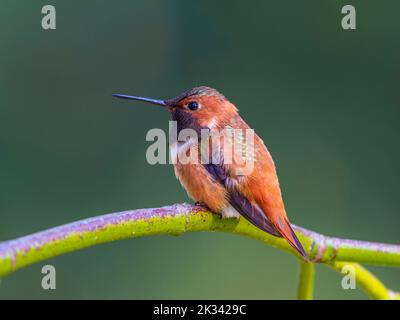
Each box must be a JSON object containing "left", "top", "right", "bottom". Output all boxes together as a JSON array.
[
  {"left": 297, "top": 260, "right": 315, "bottom": 300},
  {"left": 328, "top": 262, "right": 398, "bottom": 300}
]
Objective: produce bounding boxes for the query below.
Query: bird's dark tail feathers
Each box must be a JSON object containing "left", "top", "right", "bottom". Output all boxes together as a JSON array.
[{"left": 273, "top": 218, "right": 308, "bottom": 260}]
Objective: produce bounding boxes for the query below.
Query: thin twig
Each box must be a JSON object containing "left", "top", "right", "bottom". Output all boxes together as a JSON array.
[
  {"left": 328, "top": 262, "right": 395, "bottom": 300},
  {"left": 297, "top": 260, "right": 315, "bottom": 300}
]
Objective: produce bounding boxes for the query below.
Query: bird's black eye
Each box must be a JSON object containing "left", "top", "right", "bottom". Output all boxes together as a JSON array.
[{"left": 187, "top": 101, "right": 199, "bottom": 111}]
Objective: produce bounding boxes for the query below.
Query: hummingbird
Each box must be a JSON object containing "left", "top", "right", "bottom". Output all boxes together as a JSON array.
[{"left": 113, "top": 86, "right": 307, "bottom": 259}]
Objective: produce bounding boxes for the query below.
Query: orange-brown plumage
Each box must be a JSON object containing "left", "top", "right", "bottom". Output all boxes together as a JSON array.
[{"left": 113, "top": 86, "right": 307, "bottom": 259}]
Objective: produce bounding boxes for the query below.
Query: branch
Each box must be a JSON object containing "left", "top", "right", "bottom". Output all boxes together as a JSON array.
[
  {"left": 0, "top": 203, "right": 399, "bottom": 299},
  {"left": 297, "top": 261, "right": 315, "bottom": 300}
]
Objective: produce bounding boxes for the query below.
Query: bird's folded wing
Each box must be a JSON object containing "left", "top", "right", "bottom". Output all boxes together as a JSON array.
[{"left": 204, "top": 164, "right": 281, "bottom": 237}]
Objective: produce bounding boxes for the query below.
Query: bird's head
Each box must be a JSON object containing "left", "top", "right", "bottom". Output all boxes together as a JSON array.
[{"left": 113, "top": 86, "right": 238, "bottom": 132}]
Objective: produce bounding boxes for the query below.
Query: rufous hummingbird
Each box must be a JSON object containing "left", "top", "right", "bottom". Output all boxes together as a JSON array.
[{"left": 113, "top": 86, "right": 307, "bottom": 259}]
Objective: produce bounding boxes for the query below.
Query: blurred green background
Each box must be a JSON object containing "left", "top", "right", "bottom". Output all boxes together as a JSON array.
[{"left": 0, "top": 1, "right": 399, "bottom": 299}]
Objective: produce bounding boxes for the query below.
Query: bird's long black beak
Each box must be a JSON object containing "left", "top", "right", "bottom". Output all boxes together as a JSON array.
[{"left": 112, "top": 94, "right": 168, "bottom": 107}]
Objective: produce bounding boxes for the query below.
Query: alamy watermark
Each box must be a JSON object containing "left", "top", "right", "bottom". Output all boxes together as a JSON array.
[
  {"left": 41, "top": 264, "right": 56, "bottom": 290},
  {"left": 341, "top": 264, "right": 356, "bottom": 290},
  {"left": 145, "top": 121, "right": 255, "bottom": 176},
  {"left": 41, "top": 5, "right": 56, "bottom": 30},
  {"left": 341, "top": 5, "right": 356, "bottom": 30}
]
